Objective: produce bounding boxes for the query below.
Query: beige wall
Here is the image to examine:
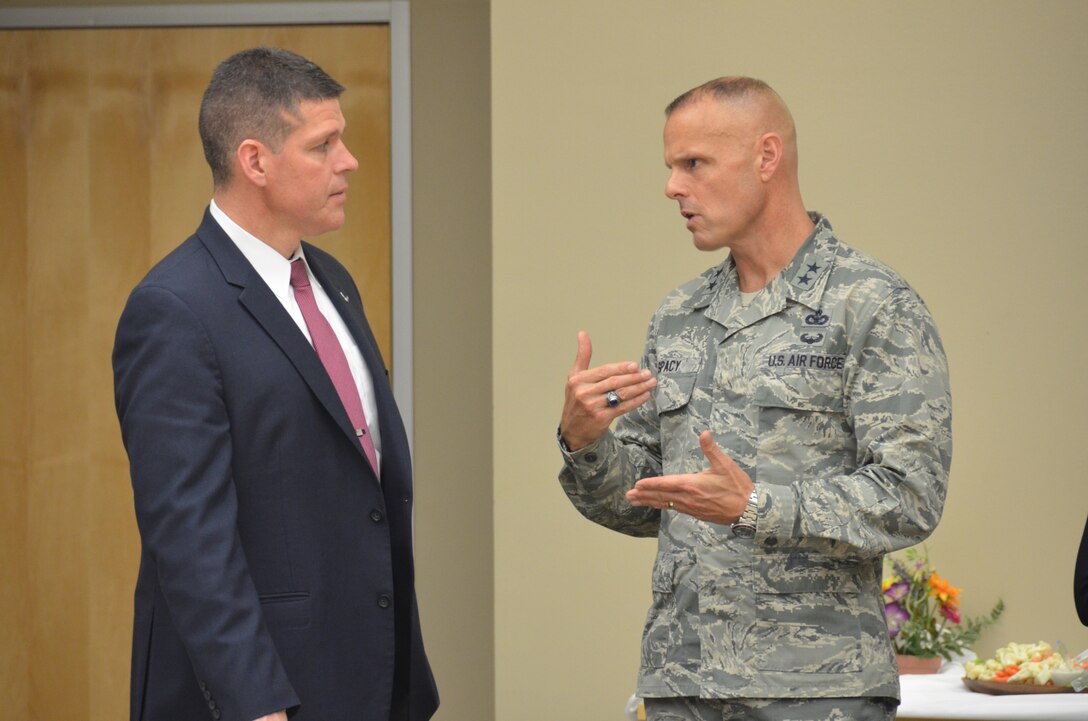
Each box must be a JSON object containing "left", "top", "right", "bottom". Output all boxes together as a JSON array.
[
  {"left": 410, "top": 1, "right": 494, "bottom": 720},
  {"left": 492, "top": 1, "right": 1088, "bottom": 719}
]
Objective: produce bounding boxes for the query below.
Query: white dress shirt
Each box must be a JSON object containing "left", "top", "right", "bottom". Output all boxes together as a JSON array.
[{"left": 209, "top": 200, "right": 382, "bottom": 468}]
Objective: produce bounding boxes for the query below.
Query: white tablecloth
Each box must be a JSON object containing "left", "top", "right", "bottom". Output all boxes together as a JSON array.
[{"left": 898, "top": 660, "right": 1088, "bottom": 720}]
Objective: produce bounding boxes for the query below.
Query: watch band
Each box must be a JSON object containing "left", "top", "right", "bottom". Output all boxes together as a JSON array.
[{"left": 732, "top": 488, "right": 759, "bottom": 538}]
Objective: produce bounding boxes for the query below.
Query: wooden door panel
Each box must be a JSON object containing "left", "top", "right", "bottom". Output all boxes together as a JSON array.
[{"left": 0, "top": 25, "right": 391, "bottom": 720}]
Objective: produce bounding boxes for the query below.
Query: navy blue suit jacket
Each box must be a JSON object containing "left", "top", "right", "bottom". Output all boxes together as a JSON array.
[
  {"left": 1077, "top": 515, "right": 1088, "bottom": 626},
  {"left": 113, "top": 210, "right": 438, "bottom": 721}
]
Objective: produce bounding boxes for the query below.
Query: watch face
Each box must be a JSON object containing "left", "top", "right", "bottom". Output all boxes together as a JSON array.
[{"left": 732, "top": 524, "right": 755, "bottom": 538}]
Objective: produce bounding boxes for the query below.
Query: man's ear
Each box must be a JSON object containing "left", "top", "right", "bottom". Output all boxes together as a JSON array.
[
  {"left": 236, "top": 139, "right": 269, "bottom": 187},
  {"left": 758, "top": 132, "right": 784, "bottom": 181}
]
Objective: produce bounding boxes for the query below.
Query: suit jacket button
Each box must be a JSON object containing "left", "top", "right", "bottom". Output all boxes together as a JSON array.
[
  {"left": 203, "top": 689, "right": 211, "bottom": 700},
  {"left": 584, "top": 452, "right": 598, "bottom": 463},
  {"left": 370, "top": 509, "right": 384, "bottom": 523},
  {"left": 212, "top": 710, "right": 221, "bottom": 720},
  {"left": 377, "top": 594, "right": 392, "bottom": 609}
]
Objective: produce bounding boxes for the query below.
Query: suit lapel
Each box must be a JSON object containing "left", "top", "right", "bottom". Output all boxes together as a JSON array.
[{"left": 194, "top": 211, "right": 369, "bottom": 465}]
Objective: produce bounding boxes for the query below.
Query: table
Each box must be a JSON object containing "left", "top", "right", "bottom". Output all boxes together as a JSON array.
[{"left": 898, "top": 659, "right": 1088, "bottom": 720}]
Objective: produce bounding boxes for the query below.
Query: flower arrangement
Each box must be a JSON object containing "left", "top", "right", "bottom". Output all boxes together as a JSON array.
[{"left": 883, "top": 547, "right": 1004, "bottom": 661}]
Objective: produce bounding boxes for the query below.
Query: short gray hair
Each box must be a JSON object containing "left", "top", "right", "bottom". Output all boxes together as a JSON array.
[{"left": 665, "top": 76, "right": 776, "bottom": 116}]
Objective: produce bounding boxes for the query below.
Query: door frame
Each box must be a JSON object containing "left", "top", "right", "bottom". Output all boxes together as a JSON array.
[{"left": 0, "top": 1, "right": 417, "bottom": 444}]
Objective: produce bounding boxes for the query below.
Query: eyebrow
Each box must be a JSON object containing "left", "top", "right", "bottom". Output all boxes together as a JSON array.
[
  {"left": 305, "top": 125, "right": 343, "bottom": 144},
  {"left": 664, "top": 152, "right": 702, "bottom": 169}
]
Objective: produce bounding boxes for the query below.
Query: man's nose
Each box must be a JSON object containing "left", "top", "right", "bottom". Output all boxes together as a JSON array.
[
  {"left": 665, "top": 171, "right": 685, "bottom": 199},
  {"left": 339, "top": 143, "right": 360, "bottom": 173}
]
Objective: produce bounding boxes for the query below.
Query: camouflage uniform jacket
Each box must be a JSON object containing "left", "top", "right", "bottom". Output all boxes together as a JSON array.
[{"left": 559, "top": 214, "right": 951, "bottom": 700}]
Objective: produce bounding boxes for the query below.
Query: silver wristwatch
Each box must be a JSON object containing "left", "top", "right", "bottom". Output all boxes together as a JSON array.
[{"left": 731, "top": 488, "right": 759, "bottom": 538}]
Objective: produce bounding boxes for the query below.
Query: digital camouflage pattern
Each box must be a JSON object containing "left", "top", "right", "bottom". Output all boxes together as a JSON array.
[
  {"left": 644, "top": 694, "right": 896, "bottom": 721},
  {"left": 559, "top": 214, "right": 951, "bottom": 701}
]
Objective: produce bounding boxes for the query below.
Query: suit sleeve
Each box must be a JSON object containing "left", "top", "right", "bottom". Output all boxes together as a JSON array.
[
  {"left": 113, "top": 285, "right": 300, "bottom": 721},
  {"left": 1077, "top": 515, "right": 1088, "bottom": 626}
]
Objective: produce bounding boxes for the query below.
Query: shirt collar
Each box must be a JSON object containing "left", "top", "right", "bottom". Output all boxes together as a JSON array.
[
  {"left": 209, "top": 199, "right": 307, "bottom": 301},
  {"left": 689, "top": 213, "right": 837, "bottom": 305}
]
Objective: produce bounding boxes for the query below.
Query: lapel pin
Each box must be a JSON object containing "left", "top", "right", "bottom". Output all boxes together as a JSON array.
[{"left": 339, "top": 291, "right": 349, "bottom": 302}]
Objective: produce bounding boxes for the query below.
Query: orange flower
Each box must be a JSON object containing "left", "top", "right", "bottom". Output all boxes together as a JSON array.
[{"left": 928, "top": 571, "right": 961, "bottom": 608}]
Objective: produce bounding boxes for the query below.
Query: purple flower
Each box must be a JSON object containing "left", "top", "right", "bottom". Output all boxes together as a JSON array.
[
  {"left": 885, "top": 602, "right": 910, "bottom": 638},
  {"left": 883, "top": 580, "right": 909, "bottom": 604}
]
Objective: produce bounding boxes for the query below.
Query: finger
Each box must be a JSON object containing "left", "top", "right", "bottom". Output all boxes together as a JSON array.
[
  {"left": 594, "top": 374, "right": 657, "bottom": 406},
  {"left": 626, "top": 478, "right": 681, "bottom": 508},
  {"left": 566, "top": 331, "right": 643, "bottom": 385},
  {"left": 575, "top": 360, "right": 643, "bottom": 386},
  {"left": 626, "top": 487, "right": 660, "bottom": 507},
  {"left": 631, "top": 474, "right": 683, "bottom": 493},
  {"left": 698, "top": 430, "right": 734, "bottom": 472},
  {"left": 570, "top": 331, "right": 593, "bottom": 374},
  {"left": 608, "top": 389, "right": 654, "bottom": 414}
]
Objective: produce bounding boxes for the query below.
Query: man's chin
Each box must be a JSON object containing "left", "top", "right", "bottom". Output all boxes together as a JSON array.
[
  {"left": 310, "top": 213, "right": 347, "bottom": 237},
  {"left": 691, "top": 235, "right": 727, "bottom": 253}
]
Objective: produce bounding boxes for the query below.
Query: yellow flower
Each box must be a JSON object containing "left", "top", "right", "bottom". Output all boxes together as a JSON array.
[
  {"left": 928, "top": 571, "right": 961, "bottom": 608},
  {"left": 882, "top": 575, "right": 900, "bottom": 592}
]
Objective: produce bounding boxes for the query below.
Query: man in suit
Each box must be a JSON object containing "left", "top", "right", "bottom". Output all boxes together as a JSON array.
[{"left": 113, "top": 47, "right": 438, "bottom": 721}]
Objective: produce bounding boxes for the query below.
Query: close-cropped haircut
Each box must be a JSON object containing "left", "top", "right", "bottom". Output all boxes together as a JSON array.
[
  {"left": 664, "top": 76, "right": 776, "bottom": 117},
  {"left": 199, "top": 47, "right": 345, "bottom": 187}
]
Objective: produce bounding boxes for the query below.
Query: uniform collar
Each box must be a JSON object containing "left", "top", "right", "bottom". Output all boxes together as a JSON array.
[
  {"left": 689, "top": 213, "right": 839, "bottom": 330},
  {"left": 779, "top": 212, "right": 838, "bottom": 311}
]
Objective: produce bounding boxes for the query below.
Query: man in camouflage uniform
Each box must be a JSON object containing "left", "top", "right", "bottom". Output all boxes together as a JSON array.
[{"left": 557, "top": 78, "right": 951, "bottom": 720}]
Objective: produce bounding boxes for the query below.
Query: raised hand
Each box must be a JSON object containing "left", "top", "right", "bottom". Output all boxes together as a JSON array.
[{"left": 559, "top": 331, "right": 657, "bottom": 451}]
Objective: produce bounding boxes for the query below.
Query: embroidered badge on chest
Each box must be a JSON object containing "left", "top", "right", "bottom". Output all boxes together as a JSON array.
[
  {"left": 766, "top": 353, "right": 846, "bottom": 371},
  {"left": 802, "top": 309, "right": 830, "bottom": 327},
  {"left": 655, "top": 356, "right": 700, "bottom": 374}
]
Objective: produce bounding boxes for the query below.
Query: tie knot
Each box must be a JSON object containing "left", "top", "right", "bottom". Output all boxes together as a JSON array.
[{"left": 290, "top": 259, "right": 311, "bottom": 290}]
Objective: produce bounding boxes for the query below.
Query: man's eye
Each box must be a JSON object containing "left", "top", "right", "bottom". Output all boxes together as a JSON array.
[{"left": 686, "top": 159, "right": 700, "bottom": 170}]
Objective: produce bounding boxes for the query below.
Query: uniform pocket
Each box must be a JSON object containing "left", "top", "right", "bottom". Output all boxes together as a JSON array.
[
  {"left": 642, "top": 550, "right": 698, "bottom": 669},
  {"left": 655, "top": 372, "right": 700, "bottom": 475},
  {"left": 655, "top": 372, "right": 698, "bottom": 413},
  {"left": 752, "top": 370, "right": 852, "bottom": 485},
  {"left": 746, "top": 553, "right": 862, "bottom": 674},
  {"left": 752, "top": 368, "right": 845, "bottom": 413}
]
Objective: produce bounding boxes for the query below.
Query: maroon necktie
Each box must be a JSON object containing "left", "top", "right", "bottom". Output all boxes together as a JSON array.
[{"left": 290, "top": 259, "right": 379, "bottom": 478}]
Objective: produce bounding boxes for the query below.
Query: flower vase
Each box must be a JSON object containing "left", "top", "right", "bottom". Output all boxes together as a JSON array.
[{"left": 896, "top": 654, "right": 941, "bottom": 675}]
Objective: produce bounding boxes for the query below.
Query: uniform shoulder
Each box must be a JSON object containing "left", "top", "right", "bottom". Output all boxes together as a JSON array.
[
  {"left": 829, "top": 239, "right": 917, "bottom": 299},
  {"left": 656, "top": 261, "right": 728, "bottom": 313}
]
